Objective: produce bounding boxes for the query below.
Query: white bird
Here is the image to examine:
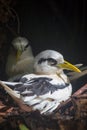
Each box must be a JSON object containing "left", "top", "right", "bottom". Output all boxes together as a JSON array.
[
  {"left": 0, "top": 50, "right": 81, "bottom": 115},
  {"left": 6, "top": 36, "right": 34, "bottom": 81}
]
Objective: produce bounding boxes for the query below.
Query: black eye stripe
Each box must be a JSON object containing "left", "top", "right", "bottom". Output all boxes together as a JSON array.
[
  {"left": 24, "top": 44, "right": 29, "bottom": 49},
  {"left": 11, "top": 43, "right": 29, "bottom": 51},
  {"left": 38, "top": 58, "right": 46, "bottom": 64},
  {"left": 47, "top": 58, "right": 57, "bottom": 65},
  {"left": 38, "top": 58, "right": 57, "bottom": 65},
  {"left": 47, "top": 58, "right": 55, "bottom": 62}
]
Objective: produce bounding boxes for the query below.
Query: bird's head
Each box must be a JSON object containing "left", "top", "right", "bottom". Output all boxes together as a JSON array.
[
  {"left": 11, "top": 36, "right": 32, "bottom": 61},
  {"left": 34, "top": 50, "right": 81, "bottom": 75}
]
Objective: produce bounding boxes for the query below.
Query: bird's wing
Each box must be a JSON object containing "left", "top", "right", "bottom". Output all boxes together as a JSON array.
[
  {"left": 14, "top": 77, "right": 68, "bottom": 95},
  {"left": 20, "top": 77, "right": 71, "bottom": 114},
  {"left": 0, "top": 77, "right": 70, "bottom": 114}
]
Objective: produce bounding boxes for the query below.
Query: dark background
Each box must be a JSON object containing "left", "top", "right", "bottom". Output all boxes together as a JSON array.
[
  {"left": 0, "top": 0, "right": 87, "bottom": 91},
  {"left": 14, "top": 0, "right": 87, "bottom": 64}
]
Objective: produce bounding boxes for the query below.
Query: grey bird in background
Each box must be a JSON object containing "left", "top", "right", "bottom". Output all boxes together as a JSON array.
[{"left": 6, "top": 36, "right": 35, "bottom": 81}]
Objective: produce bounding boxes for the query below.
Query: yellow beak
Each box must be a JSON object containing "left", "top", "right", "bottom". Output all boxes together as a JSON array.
[
  {"left": 58, "top": 60, "right": 81, "bottom": 72},
  {"left": 16, "top": 50, "right": 22, "bottom": 61}
]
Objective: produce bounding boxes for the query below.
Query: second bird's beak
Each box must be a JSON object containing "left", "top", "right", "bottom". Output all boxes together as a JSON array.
[
  {"left": 16, "top": 50, "right": 22, "bottom": 61},
  {"left": 58, "top": 60, "right": 81, "bottom": 72}
]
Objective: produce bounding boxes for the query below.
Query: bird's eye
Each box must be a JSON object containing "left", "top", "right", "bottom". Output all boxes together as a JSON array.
[
  {"left": 47, "top": 58, "right": 57, "bottom": 66},
  {"left": 24, "top": 44, "right": 29, "bottom": 50}
]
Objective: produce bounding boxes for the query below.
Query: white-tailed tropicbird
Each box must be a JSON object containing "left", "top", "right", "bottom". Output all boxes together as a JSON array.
[
  {"left": 1, "top": 50, "right": 81, "bottom": 115},
  {"left": 6, "top": 36, "right": 34, "bottom": 81}
]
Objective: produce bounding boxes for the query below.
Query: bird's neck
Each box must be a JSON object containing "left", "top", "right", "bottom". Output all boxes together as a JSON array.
[
  {"left": 19, "top": 48, "right": 34, "bottom": 60},
  {"left": 34, "top": 71, "right": 69, "bottom": 84},
  {"left": 57, "top": 71, "right": 70, "bottom": 84},
  {"left": 27, "top": 47, "right": 34, "bottom": 56}
]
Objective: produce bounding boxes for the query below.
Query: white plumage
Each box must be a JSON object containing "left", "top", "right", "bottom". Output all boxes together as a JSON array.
[
  {"left": 6, "top": 36, "right": 34, "bottom": 81},
  {"left": 1, "top": 50, "right": 81, "bottom": 115}
]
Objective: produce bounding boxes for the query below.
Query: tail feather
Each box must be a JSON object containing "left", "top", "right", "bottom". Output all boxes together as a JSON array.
[
  {"left": 0, "top": 80, "right": 20, "bottom": 99},
  {"left": 0, "top": 80, "right": 33, "bottom": 112},
  {"left": 1, "top": 80, "right": 22, "bottom": 87}
]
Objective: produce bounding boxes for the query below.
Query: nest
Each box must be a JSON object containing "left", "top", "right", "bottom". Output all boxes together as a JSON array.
[{"left": 0, "top": 83, "right": 87, "bottom": 130}]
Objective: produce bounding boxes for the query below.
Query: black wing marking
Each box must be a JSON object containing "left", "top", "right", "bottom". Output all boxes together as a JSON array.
[{"left": 14, "top": 77, "right": 69, "bottom": 96}]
